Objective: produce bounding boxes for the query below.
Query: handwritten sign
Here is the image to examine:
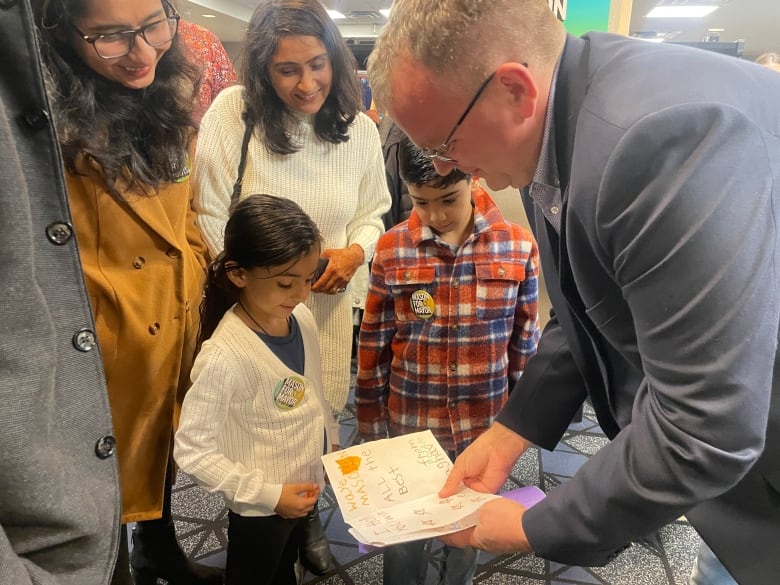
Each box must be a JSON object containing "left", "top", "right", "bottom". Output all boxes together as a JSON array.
[{"left": 322, "top": 430, "right": 501, "bottom": 546}]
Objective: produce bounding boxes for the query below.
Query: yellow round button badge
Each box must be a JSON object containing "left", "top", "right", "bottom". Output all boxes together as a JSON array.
[
  {"left": 410, "top": 289, "right": 435, "bottom": 320},
  {"left": 274, "top": 376, "right": 305, "bottom": 409}
]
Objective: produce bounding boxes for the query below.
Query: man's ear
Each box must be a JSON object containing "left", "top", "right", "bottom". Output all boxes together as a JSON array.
[
  {"left": 225, "top": 263, "right": 247, "bottom": 289},
  {"left": 494, "top": 62, "right": 539, "bottom": 120}
]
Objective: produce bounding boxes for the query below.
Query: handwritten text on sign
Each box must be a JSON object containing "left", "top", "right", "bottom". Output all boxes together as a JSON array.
[
  {"left": 322, "top": 431, "right": 501, "bottom": 546},
  {"left": 323, "top": 431, "right": 453, "bottom": 523}
]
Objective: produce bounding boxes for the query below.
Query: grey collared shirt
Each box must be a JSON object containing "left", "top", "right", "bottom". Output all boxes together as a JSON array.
[{"left": 528, "top": 62, "right": 563, "bottom": 233}]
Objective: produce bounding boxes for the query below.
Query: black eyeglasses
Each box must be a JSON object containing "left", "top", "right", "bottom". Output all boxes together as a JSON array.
[
  {"left": 71, "top": 5, "right": 180, "bottom": 60},
  {"left": 421, "top": 71, "right": 496, "bottom": 164}
]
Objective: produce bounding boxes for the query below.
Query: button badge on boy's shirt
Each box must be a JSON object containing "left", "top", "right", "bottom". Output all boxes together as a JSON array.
[
  {"left": 274, "top": 376, "right": 306, "bottom": 409},
  {"left": 410, "top": 289, "right": 435, "bottom": 320}
]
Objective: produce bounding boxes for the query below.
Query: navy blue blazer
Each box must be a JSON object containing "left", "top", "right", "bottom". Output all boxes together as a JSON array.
[{"left": 497, "top": 32, "right": 780, "bottom": 584}]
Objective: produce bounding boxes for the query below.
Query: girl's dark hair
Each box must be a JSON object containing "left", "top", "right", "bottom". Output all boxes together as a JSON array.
[
  {"left": 198, "top": 194, "right": 323, "bottom": 348},
  {"left": 398, "top": 137, "right": 470, "bottom": 188},
  {"left": 34, "top": 0, "right": 199, "bottom": 199},
  {"left": 239, "top": 0, "right": 361, "bottom": 155}
]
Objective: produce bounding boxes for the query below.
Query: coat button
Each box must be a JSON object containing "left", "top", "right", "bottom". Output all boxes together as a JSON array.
[
  {"left": 132, "top": 256, "right": 146, "bottom": 269},
  {"left": 449, "top": 362, "right": 457, "bottom": 372},
  {"left": 46, "top": 222, "right": 73, "bottom": 245},
  {"left": 166, "top": 247, "right": 181, "bottom": 259},
  {"left": 404, "top": 271, "right": 411, "bottom": 282},
  {"left": 94, "top": 435, "right": 116, "bottom": 459},
  {"left": 72, "top": 329, "right": 97, "bottom": 352},
  {"left": 497, "top": 266, "right": 505, "bottom": 276},
  {"left": 148, "top": 322, "right": 161, "bottom": 335},
  {"left": 22, "top": 107, "right": 49, "bottom": 130}
]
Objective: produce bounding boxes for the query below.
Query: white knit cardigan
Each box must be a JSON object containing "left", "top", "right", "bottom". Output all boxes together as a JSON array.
[
  {"left": 174, "top": 305, "right": 337, "bottom": 517},
  {"left": 192, "top": 85, "right": 391, "bottom": 412}
]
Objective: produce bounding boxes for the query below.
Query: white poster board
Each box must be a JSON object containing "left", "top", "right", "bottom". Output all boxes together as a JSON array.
[{"left": 322, "top": 430, "right": 501, "bottom": 546}]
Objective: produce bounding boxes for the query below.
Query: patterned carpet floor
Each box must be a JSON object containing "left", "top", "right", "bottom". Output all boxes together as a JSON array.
[{"left": 171, "top": 402, "right": 701, "bottom": 585}]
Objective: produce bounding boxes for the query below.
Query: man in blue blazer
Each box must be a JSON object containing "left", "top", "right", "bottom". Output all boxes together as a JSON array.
[{"left": 368, "top": 1, "right": 780, "bottom": 583}]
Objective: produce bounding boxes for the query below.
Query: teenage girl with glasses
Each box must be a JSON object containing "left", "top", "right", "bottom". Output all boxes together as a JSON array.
[{"left": 33, "top": 1, "right": 220, "bottom": 583}]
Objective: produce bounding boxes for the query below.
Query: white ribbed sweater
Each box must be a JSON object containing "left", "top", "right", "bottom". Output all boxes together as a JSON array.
[
  {"left": 173, "top": 305, "right": 337, "bottom": 517},
  {"left": 193, "top": 85, "right": 391, "bottom": 411}
]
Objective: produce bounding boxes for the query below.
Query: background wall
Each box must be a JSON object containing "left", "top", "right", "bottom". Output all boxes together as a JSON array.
[
  {"left": 565, "top": 0, "right": 613, "bottom": 35},
  {"left": 221, "top": 41, "right": 243, "bottom": 67}
]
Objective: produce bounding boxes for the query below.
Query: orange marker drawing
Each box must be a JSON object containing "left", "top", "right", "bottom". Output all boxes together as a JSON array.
[{"left": 335, "top": 455, "right": 361, "bottom": 475}]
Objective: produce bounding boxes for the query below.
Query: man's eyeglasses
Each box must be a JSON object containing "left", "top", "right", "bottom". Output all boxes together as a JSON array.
[
  {"left": 71, "top": 6, "right": 180, "bottom": 60},
  {"left": 421, "top": 71, "right": 496, "bottom": 164}
]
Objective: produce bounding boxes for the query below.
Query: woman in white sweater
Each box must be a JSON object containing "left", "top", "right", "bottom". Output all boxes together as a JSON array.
[
  {"left": 175, "top": 195, "right": 338, "bottom": 585},
  {"left": 192, "top": 0, "right": 391, "bottom": 417}
]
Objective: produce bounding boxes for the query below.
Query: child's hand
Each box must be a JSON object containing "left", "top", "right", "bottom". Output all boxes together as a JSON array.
[{"left": 275, "top": 482, "right": 319, "bottom": 519}]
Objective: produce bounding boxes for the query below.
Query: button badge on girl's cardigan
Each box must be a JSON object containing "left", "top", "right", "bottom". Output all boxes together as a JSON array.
[
  {"left": 274, "top": 376, "right": 305, "bottom": 409},
  {"left": 410, "top": 290, "right": 435, "bottom": 320}
]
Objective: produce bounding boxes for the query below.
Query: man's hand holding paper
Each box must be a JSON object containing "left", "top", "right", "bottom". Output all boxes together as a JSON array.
[
  {"left": 439, "top": 498, "right": 532, "bottom": 554},
  {"left": 436, "top": 422, "right": 536, "bottom": 552}
]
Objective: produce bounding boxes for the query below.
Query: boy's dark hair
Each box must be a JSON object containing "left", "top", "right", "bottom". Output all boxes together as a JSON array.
[
  {"left": 240, "top": 0, "right": 362, "bottom": 155},
  {"left": 198, "top": 194, "right": 322, "bottom": 349},
  {"left": 398, "top": 137, "right": 470, "bottom": 189}
]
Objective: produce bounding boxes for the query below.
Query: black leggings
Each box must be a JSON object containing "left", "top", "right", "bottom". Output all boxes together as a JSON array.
[{"left": 226, "top": 511, "right": 306, "bottom": 585}]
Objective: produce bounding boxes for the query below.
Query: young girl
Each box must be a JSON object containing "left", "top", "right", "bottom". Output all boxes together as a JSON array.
[{"left": 174, "top": 194, "right": 338, "bottom": 585}]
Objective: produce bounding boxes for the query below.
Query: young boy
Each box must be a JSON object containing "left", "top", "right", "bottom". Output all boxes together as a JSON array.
[{"left": 356, "top": 137, "right": 541, "bottom": 585}]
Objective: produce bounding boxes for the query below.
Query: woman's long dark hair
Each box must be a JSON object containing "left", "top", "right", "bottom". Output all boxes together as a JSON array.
[
  {"left": 199, "top": 194, "right": 323, "bottom": 350},
  {"left": 240, "top": 0, "right": 362, "bottom": 155},
  {"left": 34, "top": 0, "right": 200, "bottom": 199}
]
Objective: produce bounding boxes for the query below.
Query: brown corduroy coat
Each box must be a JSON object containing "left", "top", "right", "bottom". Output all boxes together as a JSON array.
[{"left": 67, "top": 162, "right": 208, "bottom": 522}]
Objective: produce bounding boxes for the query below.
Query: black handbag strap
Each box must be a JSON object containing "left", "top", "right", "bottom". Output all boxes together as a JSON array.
[{"left": 231, "top": 112, "right": 253, "bottom": 208}]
